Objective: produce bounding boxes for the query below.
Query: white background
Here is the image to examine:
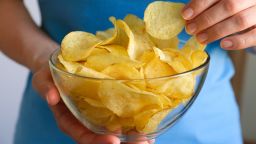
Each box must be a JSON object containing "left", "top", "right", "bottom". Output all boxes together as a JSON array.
[{"left": 0, "top": 1, "right": 255, "bottom": 144}]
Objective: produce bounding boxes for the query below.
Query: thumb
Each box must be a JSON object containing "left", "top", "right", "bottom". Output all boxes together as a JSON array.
[{"left": 32, "top": 65, "right": 60, "bottom": 106}]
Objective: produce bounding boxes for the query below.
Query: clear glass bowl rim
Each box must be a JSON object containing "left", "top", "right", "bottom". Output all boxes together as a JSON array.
[{"left": 49, "top": 48, "right": 210, "bottom": 81}]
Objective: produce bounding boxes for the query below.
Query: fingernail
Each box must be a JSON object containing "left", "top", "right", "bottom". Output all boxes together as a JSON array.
[
  {"left": 182, "top": 8, "right": 194, "bottom": 20},
  {"left": 197, "top": 33, "right": 208, "bottom": 43},
  {"left": 221, "top": 40, "right": 233, "bottom": 49},
  {"left": 186, "top": 23, "right": 197, "bottom": 34}
]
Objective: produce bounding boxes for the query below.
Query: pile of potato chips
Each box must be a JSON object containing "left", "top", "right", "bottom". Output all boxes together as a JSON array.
[{"left": 57, "top": 1, "right": 208, "bottom": 133}]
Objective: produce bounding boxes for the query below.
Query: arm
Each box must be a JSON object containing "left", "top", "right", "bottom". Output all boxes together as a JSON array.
[{"left": 0, "top": 0, "right": 58, "bottom": 72}]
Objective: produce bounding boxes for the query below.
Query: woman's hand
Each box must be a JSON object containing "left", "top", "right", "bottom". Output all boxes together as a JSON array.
[
  {"left": 32, "top": 64, "right": 121, "bottom": 144},
  {"left": 182, "top": 0, "right": 256, "bottom": 50},
  {"left": 32, "top": 63, "right": 154, "bottom": 144}
]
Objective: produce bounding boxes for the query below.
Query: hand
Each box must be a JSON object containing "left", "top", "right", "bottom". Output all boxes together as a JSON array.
[
  {"left": 32, "top": 63, "right": 154, "bottom": 144},
  {"left": 32, "top": 64, "right": 118, "bottom": 144},
  {"left": 182, "top": 0, "right": 256, "bottom": 50}
]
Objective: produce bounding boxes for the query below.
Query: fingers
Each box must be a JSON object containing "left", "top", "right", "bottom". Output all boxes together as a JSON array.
[
  {"left": 32, "top": 65, "right": 60, "bottom": 105},
  {"left": 32, "top": 65, "right": 50, "bottom": 97},
  {"left": 46, "top": 86, "right": 60, "bottom": 105},
  {"left": 182, "top": 0, "right": 219, "bottom": 20},
  {"left": 220, "top": 26, "right": 256, "bottom": 50},
  {"left": 185, "top": 0, "right": 256, "bottom": 34},
  {"left": 196, "top": 5, "right": 256, "bottom": 43},
  {"left": 51, "top": 102, "right": 91, "bottom": 143},
  {"left": 51, "top": 102, "right": 120, "bottom": 144}
]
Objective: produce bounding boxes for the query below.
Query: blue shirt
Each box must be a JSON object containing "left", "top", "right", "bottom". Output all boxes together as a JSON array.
[{"left": 14, "top": 0, "right": 242, "bottom": 143}]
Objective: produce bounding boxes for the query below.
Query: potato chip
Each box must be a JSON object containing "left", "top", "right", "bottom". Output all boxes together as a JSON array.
[
  {"left": 191, "top": 50, "right": 208, "bottom": 68},
  {"left": 145, "top": 74, "right": 195, "bottom": 104},
  {"left": 156, "top": 75, "right": 195, "bottom": 99},
  {"left": 105, "top": 115, "right": 135, "bottom": 132},
  {"left": 159, "top": 94, "right": 173, "bottom": 108},
  {"left": 98, "top": 81, "right": 162, "bottom": 117},
  {"left": 128, "top": 33, "right": 154, "bottom": 60},
  {"left": 67, "top": 78, "right": 102, "bottom": 100},
  {"left": 82, "top": 97, "right": 105, "bottom": 108},
  {"left": 101, "top": 17, "right": 129, "bottom": 47},
  {"left": 98, "top": 17, "right": 118, "bottom": 45},
  {"left": 96, "top": 28, "right": 115, "bottom": 40},
  {"left": 78, "top": 100, "right": 114, "bottom": 126},
  {"left": 111, "top": 116, "right": 134, "bottom": 133},
  {"left": 64, "top": 68, "right": 112, "bottom": 101},
  {"left": 55, "top": 59, "right": 105, "bottom": 100},
  {"left": 182, "top": 36, "right": 206, "bottom": 58},
  {"left": 132, "top": 33, "right": 155, "bottom": 60},
  {"left": 122, "top": 14, "right": 143, "bottom": 42},
  {"left": 90, "top": 47, "right": 109, "bottom": 56},
  {"left": 123, "top": 67, "right": 147, "bottom": 91},
  {"left": 124, "top": 14, "right": 145, "bottom": 34},
  {"left": 164, "top": 48, "right": 193, "bottom": 68},
  {"left": 124, "top": 80, "right": 147, "bottom": 91},
  {"left": 58, "top": 56, "right": 111, "bottom": 81},
  {"left": 77, "top": 66, "right": 112, "bottom": 79},
  {"left": 120, "top": 117, "right": 135, "bottom": 132},
  {"left": 85, "top": 52, "right": 143, "bottom": 72},
  {"left": 61, "top": 31, "right": 102, "bottom": 61},
  {"left": 97, "top": 45, "right": 128, "bottom": 57},
  {"left": 134, "top": 109, "right": 159, "bottom": 131},
  {"left": 58, "top": 55, "right": 81, "bottom": 73},
  {"left": 150, "top": 36, "right": 179, "bottom": 49},
  {"left": 144, "top": 57, "right": 176, "bottom": 78},
  {"left": 144, "top": 1, "right": 185, "bottom": 39},
  {"left": 59, "top": 55, "right": 112, "bottom": 78},
  {"left": 142, "top": 109, "right": 171, "bottom": 133},
  {"left": 138, "top": 51, "right": 156, "bottom": 63},
  {"left": 102, "top": 63, "right": 143, "bottom": 79},
  {"left": 119, "top": 16, "right": 154, "bottom": 60},
  {"left": 105, "top": 115, "right": 121, "bottom": 132},
  {"left": 153, "top": 47, "right": 192, "bottom": 73}
]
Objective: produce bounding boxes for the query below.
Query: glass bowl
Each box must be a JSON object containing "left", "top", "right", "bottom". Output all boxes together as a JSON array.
[{"left": 49, "top": 48, "right": 210, "bottom": 142}]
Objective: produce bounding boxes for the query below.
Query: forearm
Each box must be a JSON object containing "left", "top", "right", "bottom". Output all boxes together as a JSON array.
[{"left": 0, "top": 1, "right": 58, "bottom": 72}]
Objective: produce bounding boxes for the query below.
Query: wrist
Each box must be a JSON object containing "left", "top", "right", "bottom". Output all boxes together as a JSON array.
[{"left": 30, "top": 42, "right": 59, "bottom": 72}]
